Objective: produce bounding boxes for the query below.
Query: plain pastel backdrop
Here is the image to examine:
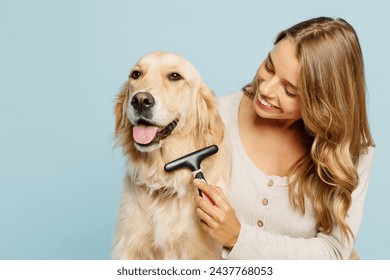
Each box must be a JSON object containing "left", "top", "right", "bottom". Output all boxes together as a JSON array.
[{"left": 0, "top": 0, "right": 389, "bottom": 259}]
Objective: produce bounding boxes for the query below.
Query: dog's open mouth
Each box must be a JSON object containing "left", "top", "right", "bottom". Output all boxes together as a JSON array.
[{"left": 132, "top": 119, "right": 178, "bottom": 146}]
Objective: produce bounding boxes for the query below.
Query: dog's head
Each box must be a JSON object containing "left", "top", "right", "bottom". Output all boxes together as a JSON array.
[{"left": 115, "top": 51, "right": 224, "bottom": 155}]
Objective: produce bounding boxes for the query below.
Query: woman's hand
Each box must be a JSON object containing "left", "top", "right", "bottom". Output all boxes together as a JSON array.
[{"left": 194, "top": 179, "right": 241, "bottom": 250}]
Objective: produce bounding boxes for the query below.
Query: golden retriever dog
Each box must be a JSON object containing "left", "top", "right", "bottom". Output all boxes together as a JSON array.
[{"left": 112, "top": 51, "right": 230, "bottom": 259}]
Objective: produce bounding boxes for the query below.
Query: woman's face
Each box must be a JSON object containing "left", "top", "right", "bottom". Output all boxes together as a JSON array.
[{"left": 252, "top": 39, "right": 302, "bottom": 127}]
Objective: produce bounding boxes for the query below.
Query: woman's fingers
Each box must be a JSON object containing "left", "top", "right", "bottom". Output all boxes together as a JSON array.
[
  {"left": 194, "top": 179, "right": 228, "bottom": 206},
  {"left": 193, "top": 179, "right": 241, "bottom": 248}
]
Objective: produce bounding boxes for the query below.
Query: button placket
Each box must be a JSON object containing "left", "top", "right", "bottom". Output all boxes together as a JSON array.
[
  {"left": 257, "top": 178, "right": 274, "bottom": 229},
  {"left": 262, "top": 178, "right": 272, "bottom": 207}
]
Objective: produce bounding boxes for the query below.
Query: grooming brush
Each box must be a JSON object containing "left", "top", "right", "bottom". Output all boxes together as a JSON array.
[{"left": 164, "top": 145, "right": 218, "bottom": 203}]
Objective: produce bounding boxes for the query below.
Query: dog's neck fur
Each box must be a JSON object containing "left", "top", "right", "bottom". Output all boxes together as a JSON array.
[{"left": 126, "top": 141, "right": 200, "bottom": 198}]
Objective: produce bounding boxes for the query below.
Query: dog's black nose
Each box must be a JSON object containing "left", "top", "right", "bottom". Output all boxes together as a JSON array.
[{"left": 131, "top": 92, "right": 155, "bottom": 113}]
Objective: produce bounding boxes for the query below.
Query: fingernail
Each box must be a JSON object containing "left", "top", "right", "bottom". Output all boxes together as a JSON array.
[{"left": 193, "top": 179, "right": 201, "bottom": 186}]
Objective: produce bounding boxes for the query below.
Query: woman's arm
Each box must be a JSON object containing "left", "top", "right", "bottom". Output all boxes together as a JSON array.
[{"left": 195, "top": 147, "right": 374, "bottom": 259}]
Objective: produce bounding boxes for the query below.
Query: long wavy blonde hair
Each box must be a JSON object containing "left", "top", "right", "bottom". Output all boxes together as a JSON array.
[{"left": 243, "top": 17, "right": 374, "bottom": 240}]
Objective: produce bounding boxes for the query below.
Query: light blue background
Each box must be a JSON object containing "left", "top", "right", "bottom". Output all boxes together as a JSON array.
[{"left": 0, "top": 0, "right": 389, "bottom": 259}]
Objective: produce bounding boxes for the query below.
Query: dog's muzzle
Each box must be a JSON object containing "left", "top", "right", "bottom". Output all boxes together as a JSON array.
[{"left": 129, "top": 92, "right": 179, "bottom": 149}]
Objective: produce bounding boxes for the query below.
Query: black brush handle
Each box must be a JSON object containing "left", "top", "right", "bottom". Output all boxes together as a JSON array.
[
  {"left": 194, "top": 171, "right": 214, "bottom": 205},
  {"left": 194, "top": 171, "right": 206, "bottom": 197}
]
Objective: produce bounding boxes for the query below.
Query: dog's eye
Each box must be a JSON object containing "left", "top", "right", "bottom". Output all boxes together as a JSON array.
[
  {"left": 130, "top": 70, "right": 141, "bottom": 79},
  {"left": 168, "top": 72, "right": 183, "bottom": 81}
]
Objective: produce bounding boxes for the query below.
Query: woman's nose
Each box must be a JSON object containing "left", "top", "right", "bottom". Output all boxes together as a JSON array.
[{"left": 259, "top": 77, "right": 279, "bottom": 98}]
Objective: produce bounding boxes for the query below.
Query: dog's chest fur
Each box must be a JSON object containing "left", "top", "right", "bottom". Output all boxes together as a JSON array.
[{"left": 113, "top": 174, "right": 221, "bottom": 259}]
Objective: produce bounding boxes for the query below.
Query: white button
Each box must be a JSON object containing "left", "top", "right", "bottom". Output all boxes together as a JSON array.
[
  {"left": 267, "top": 179, "right": 274, "bottom": 187},
  {"left": 262, "top": 198, "right": 268, "bottom": 206}
]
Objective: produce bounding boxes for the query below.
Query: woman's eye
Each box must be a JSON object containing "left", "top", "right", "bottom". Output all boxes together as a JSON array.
[
  {"left": 265, "top": 61, "right": 274, "bottom": 73},
  {"left": 168, "top": 72, "right": 183, "bottom": 81},
  {"left": 285, "top": 87, "right": 297, "bottom": 98},
  {"left": 286, "top": 91, "right": 297, "bottom": 98},
  {"left": 130, "top": 70, "right": 141, "bottom": 79}
]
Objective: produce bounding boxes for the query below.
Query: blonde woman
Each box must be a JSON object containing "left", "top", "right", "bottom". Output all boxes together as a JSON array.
[{"left": 194, "top": 17, "right": 375, "bottom": 259}]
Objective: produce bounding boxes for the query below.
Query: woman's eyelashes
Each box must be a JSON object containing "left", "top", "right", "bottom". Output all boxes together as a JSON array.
[
  {"left": 265, "top": 59, "right": 274, "bottom": 73},
  {"left": 285, "top": 87, "right": 297, "bottom": 98}
]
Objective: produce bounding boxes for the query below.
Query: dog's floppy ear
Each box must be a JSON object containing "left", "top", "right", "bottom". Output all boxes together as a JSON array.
[
  {"left": 194, "top": 82, "right": 225, "bottom": 148},
  {"left": 114, "top": 83, "right": 130, "bottom": 140}
]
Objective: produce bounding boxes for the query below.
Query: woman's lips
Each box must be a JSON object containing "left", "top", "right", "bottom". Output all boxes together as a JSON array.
[{"left": 256, "top": 93, "right": 279, "bottom": 110}]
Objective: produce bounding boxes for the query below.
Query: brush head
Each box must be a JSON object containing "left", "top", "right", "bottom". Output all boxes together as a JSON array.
[{"left": 164, "top": 145, "right": 218, "bottom": 172}]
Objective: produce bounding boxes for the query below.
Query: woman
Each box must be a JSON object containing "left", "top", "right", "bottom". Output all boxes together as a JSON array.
[{"left": 194, "top": 17, "right": 375, "bottom": 259}]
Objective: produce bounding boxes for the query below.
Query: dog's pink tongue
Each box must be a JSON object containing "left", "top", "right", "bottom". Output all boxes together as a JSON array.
[{"left": 132, "top": 125, "right": 159, "bottom": 144}]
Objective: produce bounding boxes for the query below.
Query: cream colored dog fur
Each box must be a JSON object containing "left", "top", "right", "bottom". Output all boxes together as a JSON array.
[{"left": 112, "top": 51, "right": 230, "bottom": 259}]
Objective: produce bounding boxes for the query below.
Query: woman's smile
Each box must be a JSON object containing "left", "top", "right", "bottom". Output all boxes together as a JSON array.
[{"left": 256, "top": 92, "right": 279, "bottom": 110}]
